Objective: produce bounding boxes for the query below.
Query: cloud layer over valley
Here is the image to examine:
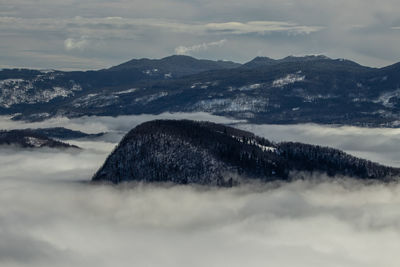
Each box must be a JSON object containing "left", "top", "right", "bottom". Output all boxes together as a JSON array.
[{"left": 1, "top": 113, "right": 400, "bottom": 266}]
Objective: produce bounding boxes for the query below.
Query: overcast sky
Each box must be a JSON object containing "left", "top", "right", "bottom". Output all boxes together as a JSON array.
[{"left": 1, "top": 0, "right": 400, "bottom": 70}]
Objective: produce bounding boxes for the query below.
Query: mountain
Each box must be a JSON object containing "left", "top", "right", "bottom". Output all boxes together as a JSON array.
[
  {"left": 21, "top": 127, "right": 105, "bottom": 139},
  {"left": 0, "top": 129, "right": 80, "bottom": 149},
  {"left": 109, "top": 55, "right": 241, "bottom": 77},
  {"left": 240, "top": 56, "right": 277, "bottom": 68},
  {"left": 92, "top": 120, "right": 399, "bottom": 185},
  {"left": 240, "top": 55, "right": 343, "bottom": 68},
  {"left": 2, "top": 55, "right": 400, "bottom": 127},
  {"left": 0, "top": 55, "right": 241, "bottom": 121}
]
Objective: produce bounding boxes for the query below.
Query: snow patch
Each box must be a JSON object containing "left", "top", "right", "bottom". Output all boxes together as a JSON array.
[
  {"left": 24, "top": 136, "right": 47, "bottom": 147},
  {"left": 0, "top": 79, "right": 25, "bottom": 86},
  {"left": 239, "top": 83, "right": 262, "bottom": 91},
  {"left": 72, "top": 94, "right": 119, "bottom": 108},
  {"left": 302, "top": 94, "right": 338, "bottom": 103},
  {"left": 190, "top": 82, "right": 213, "bottom": 89},
  {"left": 0, "top": 75, "right": 81, "bottom": 108},
  {"left": 374, "top": 89, "right": 400, "bottom": 108},
  {"left": 143, "top": 69, "right": 160, "bottom": 76},
  {"left": 114, "top": 88, "right": 138, "bottom": 95},
  {"left": 135, "top": 92, "right": 168, "bottom": 104},
  {"left": 272, "top": 74, "right": 305, "bottom": 88},
  {"left": 192, "top": 97, "right": 268, "bottom": 113},
  {"left": 256, "top": 144, "right": 277, "bottom": 152},
  {"left": 231, "top": 135, "right": 277, "bottom": 153}
]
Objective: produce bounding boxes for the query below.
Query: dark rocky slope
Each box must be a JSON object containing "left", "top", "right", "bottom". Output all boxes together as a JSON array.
[{"left": 92, "top": 120, "right": 399, "bottom": 185}]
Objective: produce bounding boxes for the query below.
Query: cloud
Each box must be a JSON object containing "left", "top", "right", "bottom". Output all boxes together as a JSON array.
[
  {"left": 0, "top": 112, "right": 243, "bottom": 133},
  {"left": 0, "top": 17, "right": 322, "bottom": 37},
  {"left": 0, "top": 15, "right": 324, "bottom": 70},
  {"left": 2, "top": 113, "right": 400, "bottom": 167},
  {"left": 237, "top": 123, "right": 400, "bottom": 167},
  {"left": 64, "top": 36, "right": 90, "bottom": 51},
  {"left": 2, "top": 0, "right": 400, "bottom": 69},
  {"left": 1, "top": 114, "right": 400, "bottom": 266},
  {"left": 204, "top": 21, "right": 323, "bottom": 35},
  {"left": 175, "top": 39, "right": 227, "bottom": 55},
  {"left": 1, "top": 145, "right": 400, "bottom": 267}
]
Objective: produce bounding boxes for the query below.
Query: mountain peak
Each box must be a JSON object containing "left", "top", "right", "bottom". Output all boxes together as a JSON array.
[
  {"left": 107, "top": 55, "right": 240, "bottom": 78},
  {"left": 242, "top": 56, "right": 277, "bottom": 68},
  {"left": 162, "top": 54, "right": 196, "bottom": 60},
  {"left": 282, "top": 54, "right": 331, "bottom": 61},
  {"left": 242, "top": 55, "right": 332, "bottom": 69}
]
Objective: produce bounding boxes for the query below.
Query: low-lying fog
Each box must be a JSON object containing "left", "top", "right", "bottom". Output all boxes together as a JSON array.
[{"left": 1, "top": 113, "right": 400, "bottom": 267}]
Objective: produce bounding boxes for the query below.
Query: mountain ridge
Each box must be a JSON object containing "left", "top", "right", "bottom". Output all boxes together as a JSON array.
[
  {"left": 109, "top": 55, "right": 240, "bottom": 73},
  {"left": 1, "top": 55, "right": 400, "bottom": 127}
]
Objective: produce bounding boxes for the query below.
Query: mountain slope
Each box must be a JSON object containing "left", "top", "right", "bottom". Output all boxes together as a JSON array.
[
  {"left": 92, "top": 120, "right": 399, "bottom": 185},
  {"left": 2, "top": 55, "right": 400, "bottom": 127}
]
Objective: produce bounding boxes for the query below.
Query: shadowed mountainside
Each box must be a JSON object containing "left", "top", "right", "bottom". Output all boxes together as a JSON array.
[{"left": 92, "top": 120, "right": 400, "bottom": 185}]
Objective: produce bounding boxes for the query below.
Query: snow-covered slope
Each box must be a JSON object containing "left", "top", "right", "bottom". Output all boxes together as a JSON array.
[
  {"left": 3, "top": 55, "right": 400, "bottom": 127},
  {"left": 0, "top": 73, "right": 81, "bottom": 108}
]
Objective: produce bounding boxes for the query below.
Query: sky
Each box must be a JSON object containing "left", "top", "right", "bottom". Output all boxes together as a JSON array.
[
  {"left": 2, "top": 113, "right": 400, "bottom": 267},
  {"left": 1, "top": 0, "right": 400, "bottom": 70}
]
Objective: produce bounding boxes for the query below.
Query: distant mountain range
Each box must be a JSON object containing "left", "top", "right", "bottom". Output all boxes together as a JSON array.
[
  {"left": 0, "top": 127, "right": 106, "bottom": 149},
  {"left": 92, "top": 120, "right": 399, "bottom": 185},
  {"left": 0, "top": 129, "right": 80, "bottom": 149},
  {"left": 1, "top": 55, "right": 400, "bottom": 126},
  {"left": 22, "top": 127, "right": 105, "bottom": 140}
]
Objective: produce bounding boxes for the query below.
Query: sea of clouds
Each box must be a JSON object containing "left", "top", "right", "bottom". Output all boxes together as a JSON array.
[{"left": 1, "top": 113, "right": 400, "bottom": 267}]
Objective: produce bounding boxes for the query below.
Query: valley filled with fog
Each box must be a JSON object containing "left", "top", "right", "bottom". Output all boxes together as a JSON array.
[{"left": 1, "top": 113, "right": 400, "bottom": 267}]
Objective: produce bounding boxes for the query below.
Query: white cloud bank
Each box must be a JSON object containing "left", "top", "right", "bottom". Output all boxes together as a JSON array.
[
  {"left": 0, "top": 17, "right": 322, "bottom": 38},
  {"left": 205, "top": 21, "right": 323, "bottom": 35},
  {"left": 238, "top": 123, "right": 400, "bottom": 167},
  {"left": 64, "top": 36, "right": 90, "bottom": 51},
  {"left": 2, "top": 113, "right": 400, "bottom": 167},
  {"left": 1, "top": 145, "right": 400, "bottom": 267},
  {"left": 175, "top": 39, "right": 227, "bottom": 55},
  {"left": 1, "top": 114, "right": 400, "bottom": 266}
]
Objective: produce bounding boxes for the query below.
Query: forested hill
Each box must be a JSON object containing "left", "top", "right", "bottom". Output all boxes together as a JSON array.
[{"left": 92, "top": 120, "right": 399, "bottom": 185}]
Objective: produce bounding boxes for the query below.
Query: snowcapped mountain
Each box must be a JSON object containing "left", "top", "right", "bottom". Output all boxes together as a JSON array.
[
  {"left": 92, "top": 120, "right": 399, "bottom": 185},
  {"left": 2, "top": 55, "right": 400, "bottom": 127}
]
